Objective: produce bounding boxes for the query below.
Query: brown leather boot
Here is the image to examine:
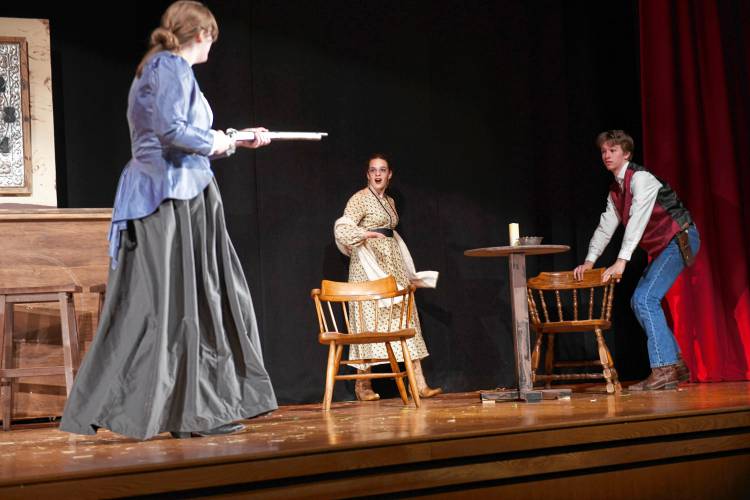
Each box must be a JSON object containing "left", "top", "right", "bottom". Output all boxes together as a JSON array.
[
  {"left": 355, "top": 370, "right": 380, "bottom": 401},
  {"left": 419, "top": 386, "right": 443, "bottom": 398},
  {"left": 629, "top": 364, "right": 679, "bottom": 391},
  {"left": 675, "top": 357, "right": 690, "bottom": 383},
  {"left": 412, "top": 359, "right": 443, "bottom": 398}
]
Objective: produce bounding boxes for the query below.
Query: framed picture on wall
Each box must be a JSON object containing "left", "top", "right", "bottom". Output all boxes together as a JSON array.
[{"left": 0, "top": 36, "right": 32, "bottom": 195}]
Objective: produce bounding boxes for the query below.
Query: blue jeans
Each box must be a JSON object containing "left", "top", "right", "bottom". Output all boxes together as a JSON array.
[{"left": 630, "top": 225, "right": 700, "bottom": 368}]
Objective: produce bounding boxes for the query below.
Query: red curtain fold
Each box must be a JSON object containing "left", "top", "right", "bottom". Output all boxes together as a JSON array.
[{"left": 639, "top": 0, "right": 750, "bottom": 381}]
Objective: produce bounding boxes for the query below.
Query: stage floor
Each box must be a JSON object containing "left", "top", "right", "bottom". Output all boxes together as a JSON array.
[{"left": 1, "top": 382, "right": 749, "bottom": 498}]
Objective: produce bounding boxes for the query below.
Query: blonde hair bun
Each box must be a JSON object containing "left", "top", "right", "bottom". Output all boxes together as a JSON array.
[{"left": 150, "top": 27, "right": 180, "bottom": 51}]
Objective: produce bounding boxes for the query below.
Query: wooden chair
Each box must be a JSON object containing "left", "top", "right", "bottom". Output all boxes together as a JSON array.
[
  {"left": 87, "top": 283, "right": 107, "bottom": 320},
  {"left": 526, "top": 268, "right": 622, "bottom": 394},
  {"left": 311, "top": 276, "right": 421, "bottom": 411},
  {"left": 0, "top": 284, "right": 82, "bottom": 430}
]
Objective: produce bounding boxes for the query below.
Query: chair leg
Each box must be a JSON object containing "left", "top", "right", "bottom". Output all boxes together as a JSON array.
[
  {"left": 385, "top": 342, "right": 408, "bottom": 405},
  {"left": 0, "top": 380, "right": 11, "bottom": 432},
  {"left": 1, "top": 298, "right": 14, "bottom": 431},
  {"left": 97, "top": 291, "right": 105, "bottom": 320},
  {"left": 544, "top": 334, "right": 555, "bottom": 389},
  {"left": 323, "top": 343, "right": 337, "bottom": 411},
  {"left": 333, "top": 344, "right": 344, "bottom": 376},
  {"left": 1, "top": 298, "right": 12, "bottom": 372},
  {"left": 400, "top": 339, "right": 420, "bottom": 408},
  {"left": 610, "top": 367, "right": 622, "bottom": 393},
  {"left": 58, "top": 292, "right": 81, "bottom": 394},
  {"left": 531, "top": 332, "right": 543, "bottom": 384},
  {"left": 595, "top": 328, "right": 620, "bottom": 393}
]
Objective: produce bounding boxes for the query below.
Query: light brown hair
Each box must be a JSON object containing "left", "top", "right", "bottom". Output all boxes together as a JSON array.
[
  {"left": 136, "top": 1, "right": 219, "bottom": 77},
  {"left": 596, "top": 130, "right": 634, "bottom": 157}
]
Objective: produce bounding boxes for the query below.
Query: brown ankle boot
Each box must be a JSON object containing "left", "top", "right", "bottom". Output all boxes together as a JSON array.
[
  {"left": 355, "top": 372, "right": 380, "bottom": 401},
  {"left": 675, "top": 357, "right": 690, "bottom": 383},
  {"left": 411, "top": 359, "right": 443, "bottom": 398},
  {"left": 675, "top": 359, "right": 690, "bottom": 382},
  {"left": 418, "top": 386, "right": 443, "bottom": 398},
  {"left": 629, "top": 364, "right": 679, "bottom": 391}
]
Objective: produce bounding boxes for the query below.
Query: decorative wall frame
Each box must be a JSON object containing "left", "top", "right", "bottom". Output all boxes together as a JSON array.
[{"left": 0, "top": 36, "right": 32, "bottom": 195}]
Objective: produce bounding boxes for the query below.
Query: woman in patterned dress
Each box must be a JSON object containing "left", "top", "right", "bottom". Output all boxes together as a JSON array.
[{"left": 334, "top": 154, "right": 442, "bottom": 400}]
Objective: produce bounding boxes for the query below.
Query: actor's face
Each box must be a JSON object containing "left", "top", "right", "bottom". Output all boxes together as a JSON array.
[
  {"left": 601, "top": 142, "right": 631, "bottom": 174},
  {"left": 367, "top": 158, "right": 392, "bottom": 193}
]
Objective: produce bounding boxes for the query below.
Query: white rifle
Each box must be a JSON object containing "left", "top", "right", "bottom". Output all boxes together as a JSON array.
[{"left": 226, "top": 129, "right": 328, "bottom": 141}]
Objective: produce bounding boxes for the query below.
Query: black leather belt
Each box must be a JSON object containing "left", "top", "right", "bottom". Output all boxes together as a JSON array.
[{"left": 369, "top": 228, "right": 394, "bottom": 237}]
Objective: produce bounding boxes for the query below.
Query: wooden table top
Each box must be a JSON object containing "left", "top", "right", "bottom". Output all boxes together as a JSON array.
[{"left": 464, "top": 244, "right": 570, "bottom": 257}]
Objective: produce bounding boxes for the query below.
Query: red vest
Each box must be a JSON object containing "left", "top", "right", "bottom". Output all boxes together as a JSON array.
[{"left": 609, "top": 164, "right": 691, "bottom": 258}]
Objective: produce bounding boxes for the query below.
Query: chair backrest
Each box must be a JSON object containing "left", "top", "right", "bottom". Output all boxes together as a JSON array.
[
  {"left": 526, "top": 268, "right": 620, "bottom": 327},
  {"left": 319, "top": 276, "right": 399, "bottom": 299},
  {"left": 311, "top": 276, "right": 415, "bottom": 335}
]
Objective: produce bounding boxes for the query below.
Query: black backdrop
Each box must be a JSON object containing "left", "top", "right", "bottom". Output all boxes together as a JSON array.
[{"left": 2, "top": 0, "right": 649, "bottom": 403}]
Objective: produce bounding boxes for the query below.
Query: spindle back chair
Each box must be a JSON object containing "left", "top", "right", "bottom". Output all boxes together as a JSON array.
[
  {"left": 526, "top": 268, "right": 622, "bottom": 393},
  {"left": 311, "top": 276, "right": 421, "bottom": 410}
]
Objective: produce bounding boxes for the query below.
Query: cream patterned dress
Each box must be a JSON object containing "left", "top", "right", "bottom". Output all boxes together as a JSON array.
[{"left": 334, "top": 188, "right": 429, "bottom": 367}]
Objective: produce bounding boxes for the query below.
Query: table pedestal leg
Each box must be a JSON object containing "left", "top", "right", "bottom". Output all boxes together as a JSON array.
[{"left": 480, "top": 253, "right": 572, "bottom": 402}]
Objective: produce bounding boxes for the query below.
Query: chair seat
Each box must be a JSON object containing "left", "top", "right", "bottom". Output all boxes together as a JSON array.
[
  {"left": 319, "top": 328, "right": 416, "bottom": 345},
  {"left": 0, "top": 366, "right": 67, "bottom": 378},
  {"left": 536, "top": 319, "right": 611, "bottom": 333},
  {"left": 0, "top": 284, "right": 82, "bottom": 295}
]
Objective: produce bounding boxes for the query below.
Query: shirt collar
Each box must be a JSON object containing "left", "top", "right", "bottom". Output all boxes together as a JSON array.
[{"left": 616, "top": 161, "right": 630, "bottom": 184}]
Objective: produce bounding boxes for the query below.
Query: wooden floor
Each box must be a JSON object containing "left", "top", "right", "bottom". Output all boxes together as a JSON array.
[{"left": 1, "top": 382, "right": 749, "bottom": 499}]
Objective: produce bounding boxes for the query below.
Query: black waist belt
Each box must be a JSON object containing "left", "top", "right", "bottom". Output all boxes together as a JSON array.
[{"left": 370, "top": 228, "right": 394, "bottom": 237}]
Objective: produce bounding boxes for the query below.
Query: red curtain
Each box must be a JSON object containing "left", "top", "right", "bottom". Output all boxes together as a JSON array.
[{"left": 639, "top": 0, "right": 750, "bottom": 381}]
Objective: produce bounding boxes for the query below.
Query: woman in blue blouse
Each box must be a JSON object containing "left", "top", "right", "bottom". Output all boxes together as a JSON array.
[{"left": 60, "top": 1, "right": 278, "bottom": 440}]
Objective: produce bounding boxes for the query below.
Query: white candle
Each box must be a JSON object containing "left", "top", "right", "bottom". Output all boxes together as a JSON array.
[{"left": 509, "top": 223, "right": 519, "bottom": 246}]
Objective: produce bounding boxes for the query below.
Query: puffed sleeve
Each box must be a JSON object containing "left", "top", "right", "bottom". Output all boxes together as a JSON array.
[
  {"left": 335, "top": 192, "right": 368, "bottom": 247},
  {"left": 151, "top": 56, "right": 215, "bottom": 155}
]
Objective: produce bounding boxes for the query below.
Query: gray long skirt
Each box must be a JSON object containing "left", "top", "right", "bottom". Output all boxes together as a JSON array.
[{"left": 59, "top": 179, "right": 277, "bottom": 440}]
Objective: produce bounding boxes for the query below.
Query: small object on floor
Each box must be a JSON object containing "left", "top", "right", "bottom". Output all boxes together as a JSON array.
[
  {"left": 480, "top": 390, "right": 520, "bottom": 402},
  {"left": 170, "top": 423, "right": 245, "bottom": 439},
  {"left": 479, "top": 387, "right": 570, "bottom": 402}
]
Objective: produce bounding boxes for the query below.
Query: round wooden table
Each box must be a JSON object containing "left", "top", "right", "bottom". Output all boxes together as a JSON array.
[{"left": 465, "top": 244, "right": 570, "bottom": 402}]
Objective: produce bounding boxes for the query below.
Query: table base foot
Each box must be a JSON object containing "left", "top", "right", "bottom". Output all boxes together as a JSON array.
[{"left": 480, "top": 388, "right": 572, "bottom": 402}]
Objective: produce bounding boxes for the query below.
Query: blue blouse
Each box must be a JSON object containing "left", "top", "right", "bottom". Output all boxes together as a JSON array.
[{"left": 108, "top": 51, "right": 217, "bottom": 267}]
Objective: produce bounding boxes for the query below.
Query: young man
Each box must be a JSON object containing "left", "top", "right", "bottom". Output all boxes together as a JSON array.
[{"left": 573, "top": 130, "right": 700, "bottom": 390}]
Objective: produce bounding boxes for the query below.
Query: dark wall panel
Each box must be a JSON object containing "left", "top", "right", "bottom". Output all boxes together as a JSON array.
[{"left": 0, "top": 0, "right": 645, "bottom": 403}]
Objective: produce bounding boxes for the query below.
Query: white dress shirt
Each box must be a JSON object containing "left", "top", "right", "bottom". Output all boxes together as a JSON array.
[{"left": 585, "top": 161, "right": 662, "bottom": 263}]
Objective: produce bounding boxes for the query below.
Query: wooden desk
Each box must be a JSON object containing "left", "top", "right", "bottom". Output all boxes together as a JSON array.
[
  {"left": 0, "top": 207, "right": 110, "bottom": 420},
  {"left": 465, "top": 244, "right": 570, "bottom": 402}
]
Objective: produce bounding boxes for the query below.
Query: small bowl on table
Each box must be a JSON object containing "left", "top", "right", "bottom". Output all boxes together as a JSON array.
[{"left": 518, "top": 236, "right": 543, "bottom": 246}]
